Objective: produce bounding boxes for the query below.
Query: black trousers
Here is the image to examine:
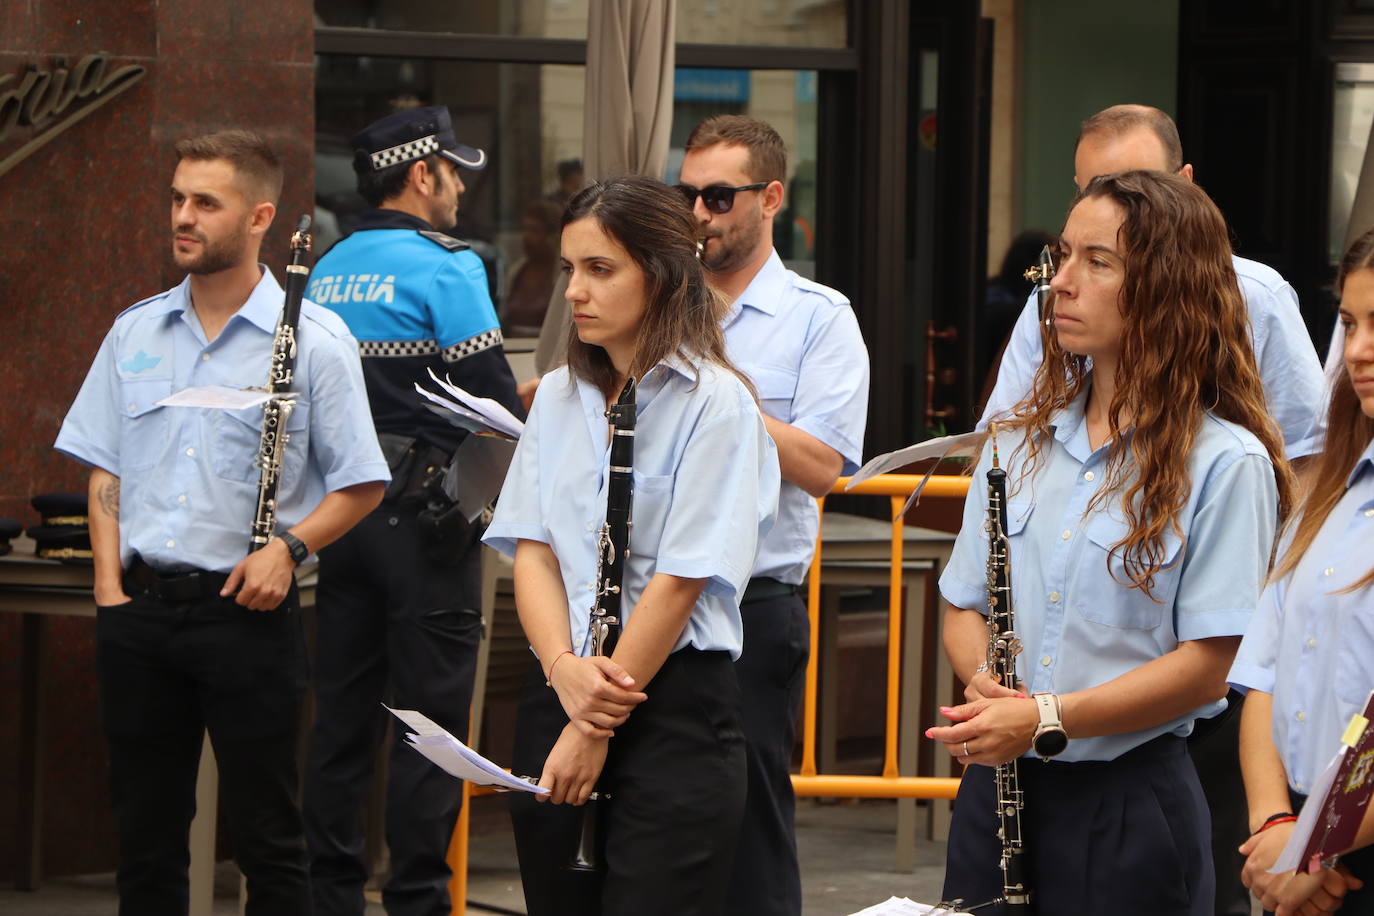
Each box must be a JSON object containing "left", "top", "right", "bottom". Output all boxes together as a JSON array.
[
  {"left": 725, "top": 590, "right": 810, "bottom": 916},
  {"left": 944, "top": 735, "right": 1214, "bottom": 915},
  {"left": 303, "top": 508, "right": 482, "bottom": 916},
  {"left": 1188, "top": 688, "right": 1251, "bottom": 916},
  {"left": 510, "top": 648, "right": 747, "bottom": 916},
  {"left": 96, "top": 582, "right": 309, "bottom": 916}
]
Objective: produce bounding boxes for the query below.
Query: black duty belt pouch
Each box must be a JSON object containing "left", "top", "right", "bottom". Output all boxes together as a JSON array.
[{"left": 376, "top": 432, "right": 476, "bottom": 552}]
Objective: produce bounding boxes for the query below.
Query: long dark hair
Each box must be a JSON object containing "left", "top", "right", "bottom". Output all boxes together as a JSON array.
[
  {"left": 1008, "top": 170, "right": 1293, "bottom": 597},
  {"left": 562, "top": 175, "right": 754, "bottom": 399},
  {"left": 1272, "top": 226, "right": 1374, "bottom": 591}
]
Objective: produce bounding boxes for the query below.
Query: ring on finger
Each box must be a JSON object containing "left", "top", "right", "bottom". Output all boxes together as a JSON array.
[{"left": 963, "top": 740, "right": 970, "bottom": 758}]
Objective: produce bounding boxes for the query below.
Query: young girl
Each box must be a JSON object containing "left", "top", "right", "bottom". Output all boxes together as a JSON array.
[
  {"left": 1230, "top": 227, "right": 1374, "bottom": 916},
  {"left": 482, "top": 175, "right": 779, "bottom": 916},
  {"left": 930, "top": 170, "right": 1294, "bottom": 914}
]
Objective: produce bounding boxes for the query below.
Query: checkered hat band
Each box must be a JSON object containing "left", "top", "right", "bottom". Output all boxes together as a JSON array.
[{"left": 369, "top": 135, "right": 440, "bottom": 170}]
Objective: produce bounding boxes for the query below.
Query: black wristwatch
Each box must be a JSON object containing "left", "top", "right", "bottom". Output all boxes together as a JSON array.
[
  {"left": 1031, "top": 693, "right": 1069, "bottom": 759},
  {"left": 278, "top": 531, "right": 310, "bottom": 566}
]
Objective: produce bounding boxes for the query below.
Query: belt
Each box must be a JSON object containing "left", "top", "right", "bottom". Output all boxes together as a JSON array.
[
  {"left": 125, "top": 558, "right": 231, "bottom": 604},
  {"left": 741, "top": 576, "right": 798, "bottom": 603}
]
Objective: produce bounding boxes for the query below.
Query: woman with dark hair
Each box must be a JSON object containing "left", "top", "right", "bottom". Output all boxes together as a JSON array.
[
  {"left": 482, "top": 175, "right": 778, "bottom": 916},
  {"left": 1230, "top": 227, "right": 1374, "bottom": 916},
  {"left": 930, "top": 170, "right": 1294, "bottom": 914}
]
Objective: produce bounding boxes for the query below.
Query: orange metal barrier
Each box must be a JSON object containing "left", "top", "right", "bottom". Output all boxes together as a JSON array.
[{"left": 792, "top": 473, "right": 968, "bottom": 801}]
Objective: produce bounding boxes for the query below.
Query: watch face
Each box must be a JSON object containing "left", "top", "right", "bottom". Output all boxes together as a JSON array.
[{"left": 1034, "top": 728, "right": 1068, "bottom": 757}]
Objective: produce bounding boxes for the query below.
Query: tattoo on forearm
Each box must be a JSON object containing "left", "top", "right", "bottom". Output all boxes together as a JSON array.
[{"left": 98, "top": 479, "right": 120, "bottom": 517}]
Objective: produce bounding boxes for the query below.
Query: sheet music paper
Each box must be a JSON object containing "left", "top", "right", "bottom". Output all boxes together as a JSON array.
[
  {"left": 416, "top": 367, "right": 524, "bottom": 440},
  {"left": 385, "top": 705, "right": 548, "bottom": 795},
  {"left": 156, "top": 385, "right": 273, "bottom": 410},
  {"left": 846, "top": 898, "right": 974, "bottom": 915},
  {"left": 846, "top": 430, "right": 983, "bottom": 490}
]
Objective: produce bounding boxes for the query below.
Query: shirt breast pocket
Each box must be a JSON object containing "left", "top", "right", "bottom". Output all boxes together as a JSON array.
[
  {"left": 628, "top": 473, "right": 674, "bottom": 561},
  {"left": 1074, "top": 513, "right": 1182, "bottom": 630},
  {"left": 211, "top": 398, "right": 311, "bottom": 484},
  {"left": 750, "top": 365, "right": 798, "bottom": 422},
  {"left": 117, "top": 376, "right": 173, "bottom": 472}
]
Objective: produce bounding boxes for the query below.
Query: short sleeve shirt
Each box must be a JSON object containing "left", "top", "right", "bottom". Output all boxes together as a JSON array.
[
  {"left": 941, "top": 386, "right": 1280, "bottom": 761},
  {"left": 1228, "top": 438, "right": 1374, "bottom": 794},
  {"left": 482, "top": 359, "right": 780, "bottom": 659},
  {"left": 54, "top": 268, "right": 390, "bottom": 572},
  {"left": 724, "top": 250, "right": 870, "bottom": 584}
]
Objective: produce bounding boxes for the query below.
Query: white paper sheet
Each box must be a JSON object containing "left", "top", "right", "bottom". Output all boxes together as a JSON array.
[
  {"left": 445, "top": 433, "right": 518, "bottom": 522},
  {"left": 156, "top": 385, "right": 273, "bottom": 410},
  {"left": 417, "top": 367, "right": 524, "bottom": 439},
  {"left": 846, "top": 897, "right": 973, "bottom": 915},
  {"left": 846, "top": 430, "right": 983, "bottom": 489},
  {"left": 385, "top": 705, "right": 548, "bottom": 794}
]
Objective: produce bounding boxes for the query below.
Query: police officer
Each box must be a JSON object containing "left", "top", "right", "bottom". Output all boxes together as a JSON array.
[
  {"left": 678, "top": 115, "right": 871, "bottom": 916},
  {"left": 55, "top": 129, "right": 389, "bottom": 915},
  {"left": 302, "top": 106, "right": 523, "bottom": 916}
]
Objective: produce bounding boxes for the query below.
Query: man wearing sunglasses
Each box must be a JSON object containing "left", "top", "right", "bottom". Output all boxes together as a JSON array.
[{"left": 679, "top": 115, "right": 870, "bottom": 916}]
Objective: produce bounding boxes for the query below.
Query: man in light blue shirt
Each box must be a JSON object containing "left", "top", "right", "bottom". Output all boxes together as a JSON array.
[
  {"left": 976, "top": 104, "right": 1323, "bottom": 916},
  {"left": 678, "top": 115, "right": 870, "bottom": 916},
  {"left": 54, "top": 131, "right": 388, "bottom": 915}
]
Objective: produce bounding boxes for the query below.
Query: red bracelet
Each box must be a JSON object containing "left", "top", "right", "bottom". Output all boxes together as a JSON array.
[
  {"left": 545, "top": 649, "right": 574, "bottom": 686},
  {"left": 1256, "top": 814, "right": 1298, "bottom": 834}
]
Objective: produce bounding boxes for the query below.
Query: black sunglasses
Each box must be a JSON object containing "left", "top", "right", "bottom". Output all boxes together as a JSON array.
[{"left": 675, "top": 181, "right": 769, "bottom": 214}]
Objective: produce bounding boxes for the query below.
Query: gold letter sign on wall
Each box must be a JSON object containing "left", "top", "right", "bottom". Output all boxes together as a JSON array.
[{"left": 0, "top": 53, "right": 146, "bottom": 180}]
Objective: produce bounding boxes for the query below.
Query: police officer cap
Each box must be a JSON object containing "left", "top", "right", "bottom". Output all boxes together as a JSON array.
[
  {"left": 31, "top": 492, "right": 88, "bottom": 528},
  {"left": 353, "top": 106, "right": 488, "bottom": 173},
  {"left": 0, "top": 517, "right": 21, "bottom": 556}
]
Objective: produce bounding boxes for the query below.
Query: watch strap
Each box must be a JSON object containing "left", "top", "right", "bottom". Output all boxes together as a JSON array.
[{"left": 278, "top": 531, "right": 309, "bottom": 565}]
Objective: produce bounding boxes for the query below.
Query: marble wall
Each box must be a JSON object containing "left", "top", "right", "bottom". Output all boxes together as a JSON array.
[{"left": 0, "top": 0, "right": 314, "bottom": 874}]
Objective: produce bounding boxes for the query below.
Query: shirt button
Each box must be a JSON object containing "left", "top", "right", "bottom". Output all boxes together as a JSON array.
[
  {"left": 166, "top": 539, "right": 175, "bottom": 548},
  {"left": 185, "top": 447, "right": 195, "bottom": 457},
  {"left": 1296, "top": 711, "right": 1306, "bottom": 722},
  {"left": 201, "top": 353, "right": 211, "bottom": 361},
  {"left": 178, "top": 494, "right": 187, "bottom": 503},
  {"left": 127, "top": 403, "right": 137, "bottom": 414},
  {"left": 1307, "top": 637, "right": 1316, "bottom": 649},
  {"left": 388, "top": 516, "right": 399, "bottom": 527},
  {"left": 1049, "top": 591, "right": 1061, "bottom": 602},
  {"left": 1061, "top": 529, "right": 1072, "bottom": 540},
  {"left": 1324, "top": 567, "right": 1334, "bottom": 577},
  {"left": 1041, "top": 655, "right": 1052, "bottom": 667},
  {"left": 1083, "top": 471, "right": 1095, "bottom": 482},
  {"left": 1365, "top": 508, "right": 1374, "bottom": 518}
]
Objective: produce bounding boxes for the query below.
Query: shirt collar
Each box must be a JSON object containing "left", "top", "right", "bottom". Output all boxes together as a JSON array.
[
  {"left": 148, "top": 267, "right": 284, "bottom": 336},
  {"left": 347, "top": 208, "right": 436, "bottom": 234},
  {"left": 1346, "top": 436, "right": 1374, "bottom": 489},
  {"left": 725, "top": 248, "right": 786, "bottom": 323}
]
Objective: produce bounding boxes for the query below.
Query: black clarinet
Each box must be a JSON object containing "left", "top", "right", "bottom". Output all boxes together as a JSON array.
[
  {"left": 569, "top": 376, "right": 637, "bottom": 872},
  {"left": 248, "top": 215, "right": 313, "bottom": 554},
  {"left": 1023, "top": 244, "right": 1055, "bottom": 326},
  {"left": 984, "top": 426, "right": 1032, "bottom": 913}
]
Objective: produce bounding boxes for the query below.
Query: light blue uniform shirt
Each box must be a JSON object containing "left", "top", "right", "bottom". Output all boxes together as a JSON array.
[
  {"left": 54, "top": 268, "right": 390, "bottom": 573},
  {"left": 483, "top": 359, "right": 779, "bottom": 660},
  {"left": 1229, "top": 438, "right": 1374, "bottom": 794},
  {"left": 979, "top": 255, "right": 1327, "bottom": 458},
  {"left": 723, "top": 250, "right": 869, "bottom": 585},
  {"left": 940, "top": 385, "right": 1280, "bottom": 762}
]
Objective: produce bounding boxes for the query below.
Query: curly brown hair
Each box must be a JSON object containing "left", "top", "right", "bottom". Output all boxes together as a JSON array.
[{"left": 1004, "top": 170, "right": 1294, "bottom": 597}]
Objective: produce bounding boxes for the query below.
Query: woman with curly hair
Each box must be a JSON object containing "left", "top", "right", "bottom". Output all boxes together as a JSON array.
[
  {"left": 930, "top": 170, "right": 1294, "bottom": 914},
  {"left": 1230, "top": 226, "right": 1374, "bottom": 916},
  {"left": 483, "top": 175, "right": 778, "bottom": 915}
]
